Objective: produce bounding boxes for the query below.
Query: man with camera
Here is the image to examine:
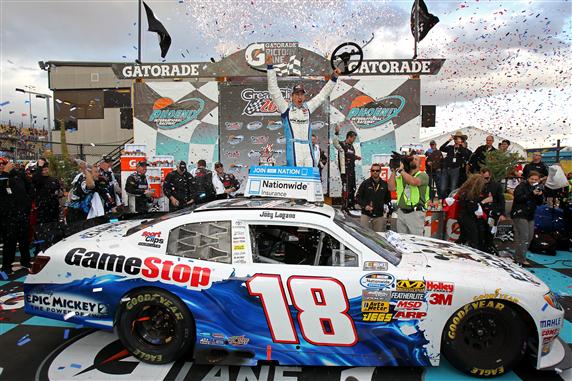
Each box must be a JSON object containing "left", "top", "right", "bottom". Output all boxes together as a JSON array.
[
  {"left": 356, "top": 163, "right": 391, "bottom": 232},
  {"left": 388, "top": 154, "right": 429, "bottom": 236}
]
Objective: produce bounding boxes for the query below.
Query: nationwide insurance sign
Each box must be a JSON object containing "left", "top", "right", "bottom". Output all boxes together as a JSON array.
[{"left": 245, "top": 166, "right": 324, "bottom": 202}]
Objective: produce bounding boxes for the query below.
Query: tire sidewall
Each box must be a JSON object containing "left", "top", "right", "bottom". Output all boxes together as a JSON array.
[
  {"left": 442, "top": 300, "right": 527, "bottom": 377},
  {"left": 117, "top": 289, "right": 194, "bottom": 364}
]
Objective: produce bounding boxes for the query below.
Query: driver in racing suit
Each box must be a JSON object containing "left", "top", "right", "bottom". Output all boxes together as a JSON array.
[{"left": 266, "top": 54, "right": 341, "bottom": 167}]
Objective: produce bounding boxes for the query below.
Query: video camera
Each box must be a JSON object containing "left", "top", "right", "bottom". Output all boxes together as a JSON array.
[{"left": 389, "top": 151, "right": 414, "bottom": 173}]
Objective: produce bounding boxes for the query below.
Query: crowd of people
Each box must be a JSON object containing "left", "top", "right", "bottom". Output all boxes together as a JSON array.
[
  {"left": 0, "top": 155, "right": 241, "bottom": 274},
  {"left": 1, "top": 128, "right": 571, "bottom": 274},
  {"left": 0, "top": 124, "right": 49, "bottom": 161},
  {"left": 337, "top": 130, "right": 571, "bottom": 267}
]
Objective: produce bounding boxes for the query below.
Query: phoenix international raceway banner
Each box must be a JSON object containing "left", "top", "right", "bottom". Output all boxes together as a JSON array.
[{"left": 133, "top": 81, "right": 220, "bottom": 165}]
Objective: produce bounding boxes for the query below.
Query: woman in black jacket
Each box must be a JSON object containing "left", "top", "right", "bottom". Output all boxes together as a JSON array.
[
  {"left": 511, "top": 171, "right": 544, "bottom": 266},
  {"left": 456, "top": 174, "right": 489, "bottom": 250}
]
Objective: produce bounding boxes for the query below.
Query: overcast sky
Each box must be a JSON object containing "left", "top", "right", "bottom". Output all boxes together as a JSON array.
[{"left": 1, "top": 0, "right": 570, "bottom": 147}]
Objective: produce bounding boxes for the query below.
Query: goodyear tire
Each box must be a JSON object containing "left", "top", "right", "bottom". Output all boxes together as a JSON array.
[
  {"left": 442, "top": 300, "right": 527, "bottom": 377},
  {"left": 117, "top": 289, "right": 194, "bottom": 364}
]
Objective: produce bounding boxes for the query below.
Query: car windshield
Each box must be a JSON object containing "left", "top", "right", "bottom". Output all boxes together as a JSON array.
[{"left": 334, "top": 212, "right": 402, "bottom": 266}]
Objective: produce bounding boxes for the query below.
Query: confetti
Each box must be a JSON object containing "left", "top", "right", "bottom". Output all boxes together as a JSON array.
[
  {"left": 92, "top": 287, "right": 103, "bottom": 293},
  {"left": 64, "top": 329, "right": 70, "bottom": 340},
  {"left": 63, "top": 311, "right": 75, "bottom": 321}
]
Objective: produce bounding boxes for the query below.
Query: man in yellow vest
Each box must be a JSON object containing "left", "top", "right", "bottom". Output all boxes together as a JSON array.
[{"left": 388, "top": 155, "right": 429, "bottom": 236}]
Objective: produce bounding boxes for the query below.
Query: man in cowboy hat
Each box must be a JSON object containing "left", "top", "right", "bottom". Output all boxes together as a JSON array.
[{"left": 439, "top": 130, "right": 472, "bottom": 198}]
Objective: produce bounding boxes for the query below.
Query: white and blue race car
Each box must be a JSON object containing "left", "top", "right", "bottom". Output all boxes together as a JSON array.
[{"left": 24, "top": 198, "right": 569, "bottom": 377}]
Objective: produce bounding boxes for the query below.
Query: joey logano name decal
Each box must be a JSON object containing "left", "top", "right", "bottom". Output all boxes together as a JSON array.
[{"left": 64, "top": 248, "right": 212, "bottom": 290}]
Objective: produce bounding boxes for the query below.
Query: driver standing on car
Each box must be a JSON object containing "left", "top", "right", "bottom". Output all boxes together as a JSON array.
[{"left": 266, "top": 54, "right": 341, "bottom": 167}]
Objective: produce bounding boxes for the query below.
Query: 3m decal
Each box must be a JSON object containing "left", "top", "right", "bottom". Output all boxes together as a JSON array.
[
  {"left": 472, "top": 288, "right": 519, "bottom": 303},
  {"left": 362, "top": 312, "right": 392, "bottom": 322},
  {"left": 361, "top": 301, "right": 389, "bottom": 313},
  {"left": 447, "top": 301, "right": 505, "bottom": 339},
  {"left": 395, "top": 280, "right": 425, "bottom": 292},
  {"left": 360, "top": 273, "right": 394, "bottom": 289},
  {"left": 64, "top": 248, "right": 212, "bottom": 290},
  {"left": 428, "top": 293, "right": 453, "bottom": 306},
  {"left": 425, "top": 281, "right": 454, "bottom": 293},
  {"left": 246, "top": 274, "right": 358, "bottom": 346},
  {"left": 394, "top": 311, "right": 427, "bottom": 320}
]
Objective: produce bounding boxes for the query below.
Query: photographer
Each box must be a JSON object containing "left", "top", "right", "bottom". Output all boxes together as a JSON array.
[
  {"left": 356, "top": 163, "right": 391, "bottom": 232},
  {"left": 388, "top": 154, "right": 429, "bottom": 236},
  {"left": 510, "top": 171, "right": 544, "bottom": 266}
]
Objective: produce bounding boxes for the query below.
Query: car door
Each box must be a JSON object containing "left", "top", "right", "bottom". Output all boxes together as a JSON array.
[{"left": 228, "top": 217, "right": 370, "bottom": 365}]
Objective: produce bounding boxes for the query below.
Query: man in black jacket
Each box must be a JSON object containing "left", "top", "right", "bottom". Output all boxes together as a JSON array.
[
  {"left": 0, "top": 158, "right": 33, "bottom": 273},
  {"left": 511, "top": 171, "right": 544, "bottom": 266},
  {"left": 439, "top": 130, "right": 471, "bottom": 198},
  {"left": 522, "top": 152, "right": 548, "bottom": 182},
  {"left": 163, "top": 161, "right": 196, "bottom": 211},
  {"left": 479, "top": 168, "right": 506, "bottom": 254},
  {"left": 333, "top": 126, "right": 362, "bottom": 212},
  {"left": 125, "top": 161, "right": 154, "bottom": 213},
  {"left": 190, "top": 160, "right": 216, "bottom": 205},
  {"left": 356, "top": 164, "right": 391, "bottom": 231},
  {"left": 468, "top": 135, "right": 496, "bottom": 173},
  {"left": 32, "top": 158, "right": 63, "bottom": 252}
]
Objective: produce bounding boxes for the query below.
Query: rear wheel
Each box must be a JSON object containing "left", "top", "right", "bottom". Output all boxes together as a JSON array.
[
  {"left": 442, "top": 300, "right": 527, "bottom": 377},
  {"left": 117, "top": 289, "right": 194, "bottom": 364}
]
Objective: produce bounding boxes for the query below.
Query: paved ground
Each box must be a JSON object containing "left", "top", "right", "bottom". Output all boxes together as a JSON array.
[{"left": 0, "top": 251, "right": 570, "bottom": 381}]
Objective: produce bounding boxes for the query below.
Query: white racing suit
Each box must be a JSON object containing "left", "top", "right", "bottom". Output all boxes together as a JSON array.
[{"left": 267, "top": 66, "right": 337, "bottom": 167}]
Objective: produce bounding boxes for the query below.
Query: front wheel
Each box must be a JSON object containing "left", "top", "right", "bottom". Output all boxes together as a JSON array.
[
  {"left": 117, "top": 289, "right": 194, "bottom": 364},
  {"left": 442, "top": 300, "right": 527, "bottom": 377}
]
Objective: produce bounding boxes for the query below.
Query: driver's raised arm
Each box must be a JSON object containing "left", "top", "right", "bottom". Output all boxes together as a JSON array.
[
  {"left": 266, "top": 55, "right": 289, "bottom": 114},
  {"left": 306, "top": 69, "right": 340, "bottom": 113}
]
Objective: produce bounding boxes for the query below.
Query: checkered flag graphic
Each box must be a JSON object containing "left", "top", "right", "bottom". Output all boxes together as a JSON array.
[
  {"left": 242, "top": 97, "right": 268, "bottom": 116},
  {"left": 274, "top": 55, "right": 302, "bottom": 77}
]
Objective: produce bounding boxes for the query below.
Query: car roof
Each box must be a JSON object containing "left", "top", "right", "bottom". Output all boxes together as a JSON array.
[{"left": 194, "top": 197, "right": 335, "bottom": 219}]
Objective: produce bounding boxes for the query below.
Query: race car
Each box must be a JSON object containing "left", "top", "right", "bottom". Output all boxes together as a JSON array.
[{"left": 24, "top": 198, "right": 569, "bottom": 377}]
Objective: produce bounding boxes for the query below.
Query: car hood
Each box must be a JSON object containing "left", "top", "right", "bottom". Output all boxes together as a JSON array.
[
  {"left": 63, "top": 219, "right": 145, "bottom": 242},
  {"left": 383, "top": 232, "right": 545, "bottom": 288}
]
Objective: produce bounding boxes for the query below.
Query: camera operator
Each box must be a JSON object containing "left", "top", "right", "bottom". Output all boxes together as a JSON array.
[
  {"left": 510, "top": 171, "right": 544, "bottom": 266},
  {"left": 356, "top": 163, "right": 391, "bottom": 232},
  {"left": 388, "top": 154, "right": 429, "bottom": 236}
]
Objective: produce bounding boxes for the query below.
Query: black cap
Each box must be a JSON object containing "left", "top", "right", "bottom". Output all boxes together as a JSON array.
[
  {"left": 178, "top": 161, "right": 187, "bottom": 170},
  {"left": 214, "top": 161, "right": 223, "bottom": 168},
  {"left": 102, "top": 155, "right": 113, "bottom": 163},
  {"left": 292, "top": 84, "right": 306, "bottom": 94},
  {"left": 137, "top": 160, "right": 148, "bottom": 167}
]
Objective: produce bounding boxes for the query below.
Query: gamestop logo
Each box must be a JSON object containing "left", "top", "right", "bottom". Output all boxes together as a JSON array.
[
  {"left": 64, "top": 248, "right": 212, "bottom": 290},
  {"left": 138, "top": 231, "right": 164, "bottom": 248}
]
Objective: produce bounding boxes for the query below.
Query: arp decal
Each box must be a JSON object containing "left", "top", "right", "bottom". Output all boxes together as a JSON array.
[
  {"left": 360, "top": 273, "right": 394, "bottom": 290},
  {"left": 64, "top": 248, "right": 212, "bottom": 290},
  {"left": 394, "top": 311, "right": 427, "bottom": 320}
]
